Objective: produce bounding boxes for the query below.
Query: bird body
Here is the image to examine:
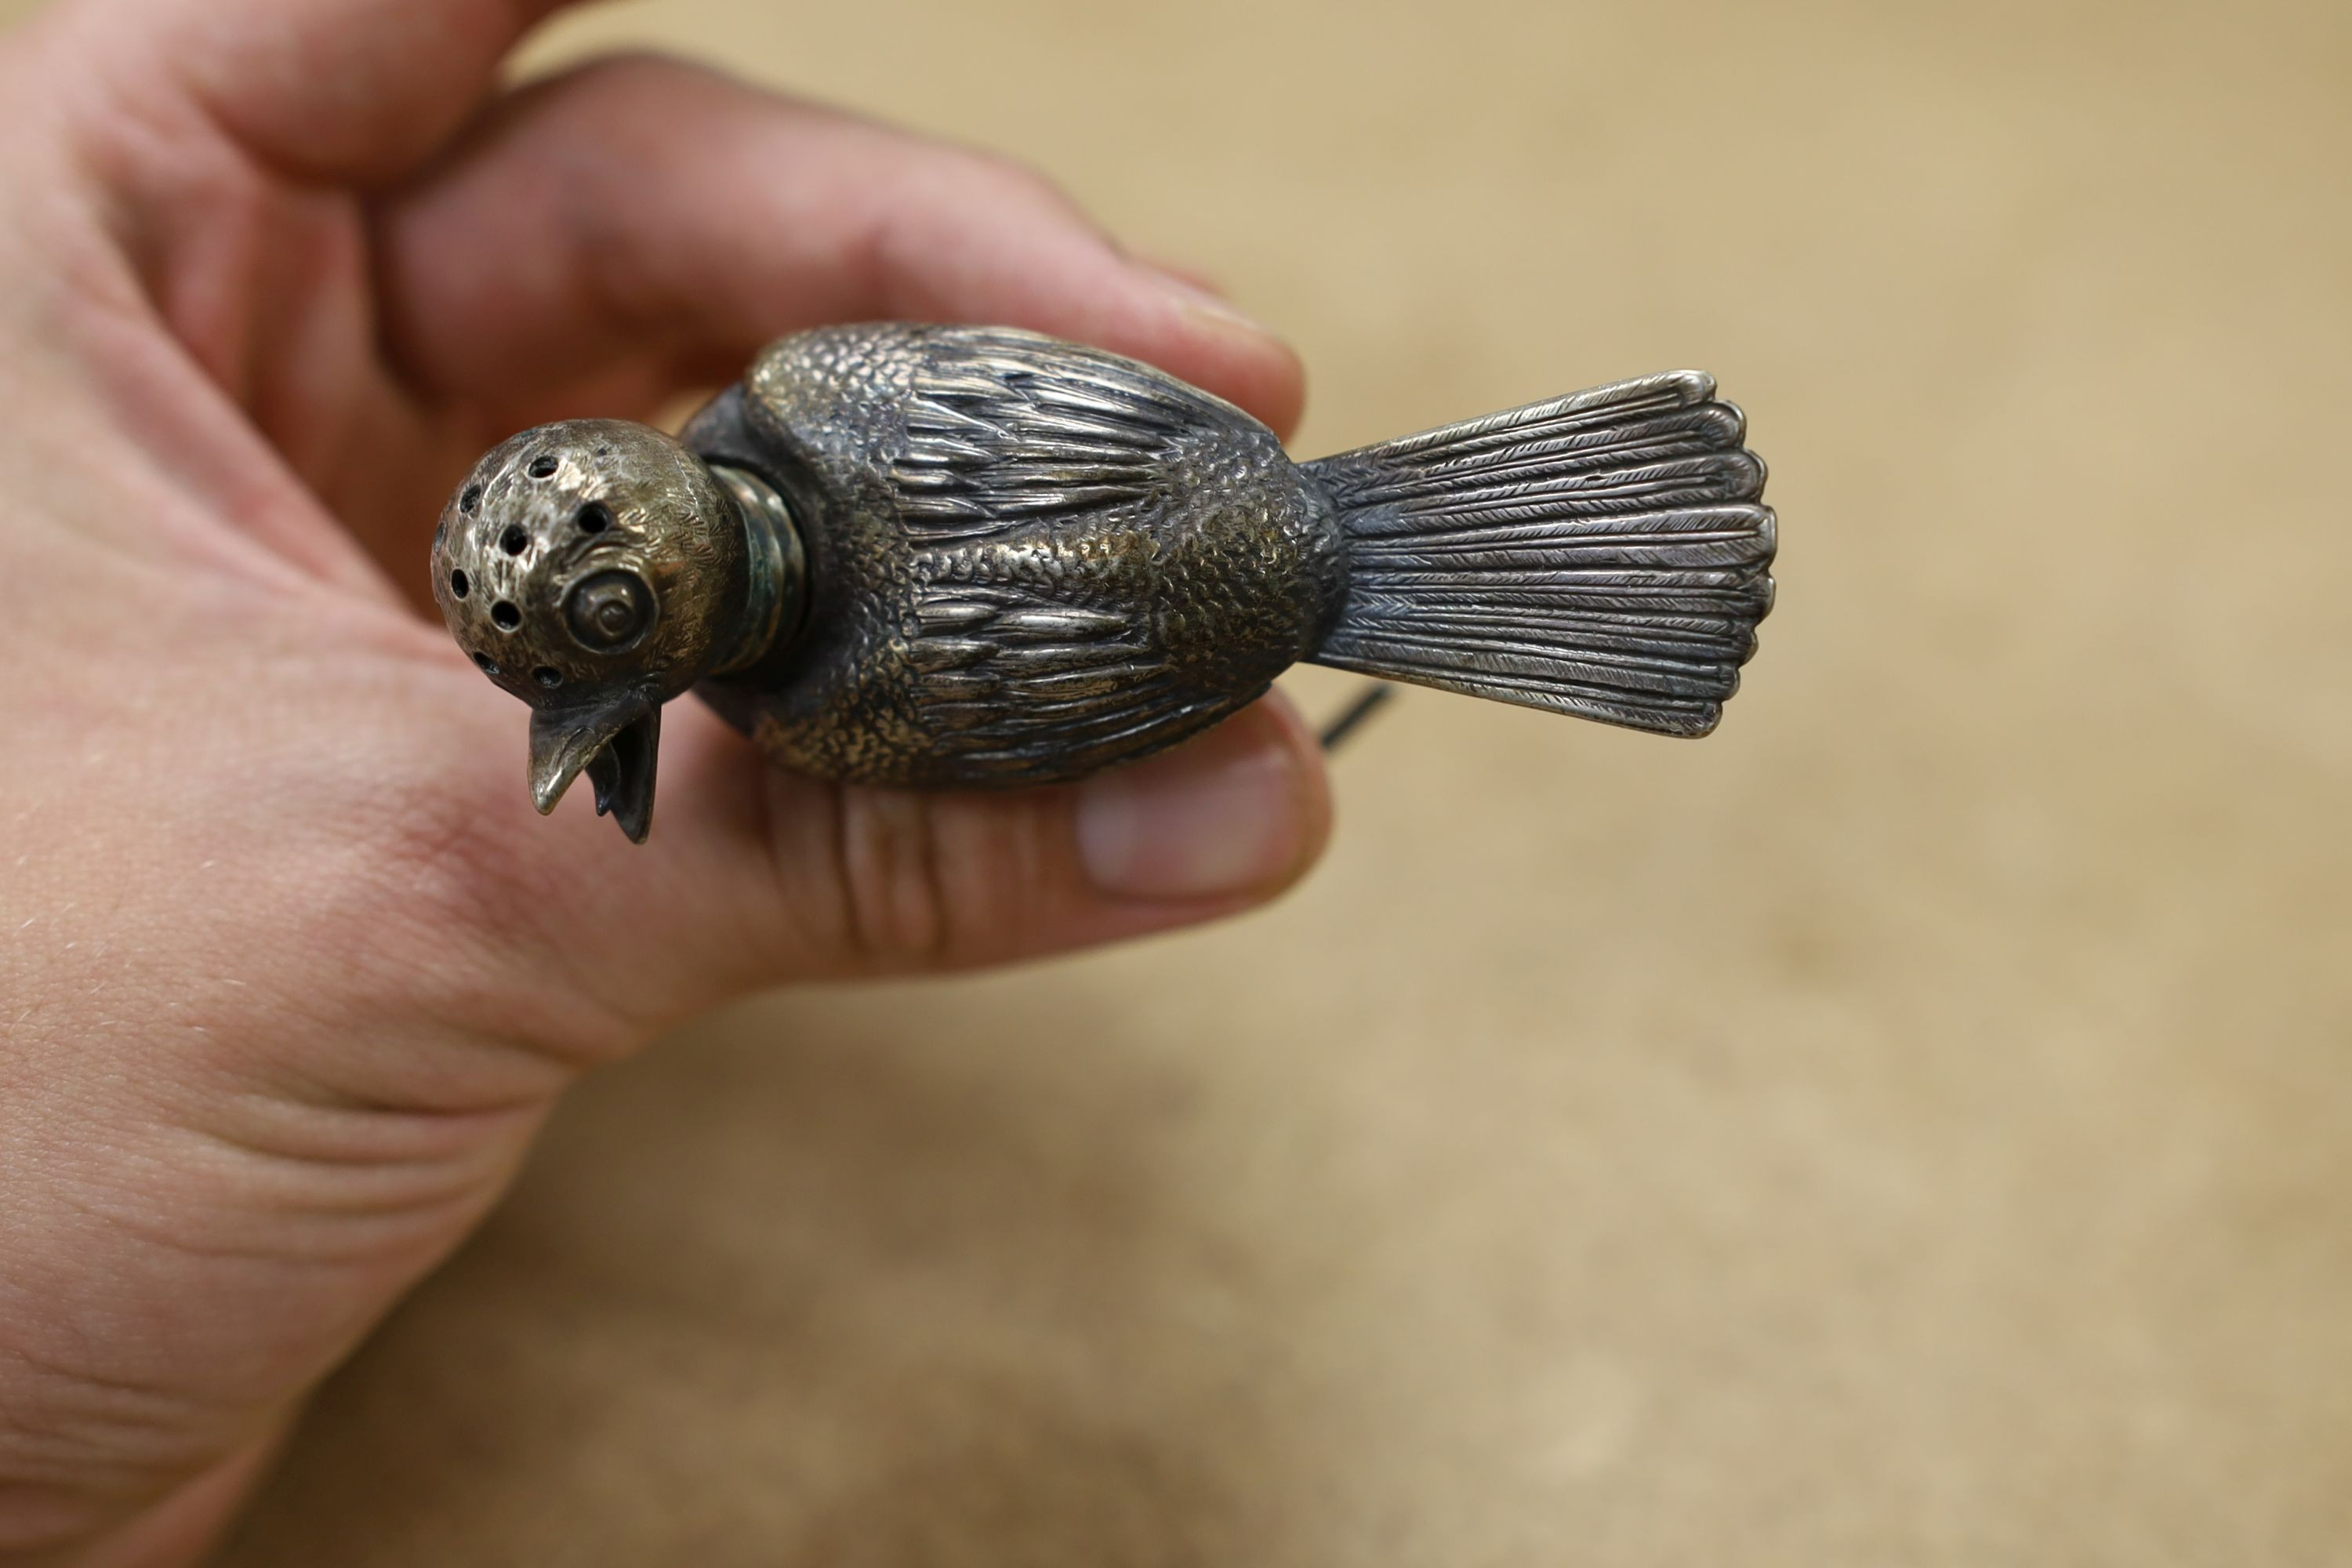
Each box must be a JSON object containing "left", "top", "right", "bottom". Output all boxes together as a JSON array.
[
  {"left": 433, "top": 324, "right": 1775, "bottom": 841},
  {"left": 681, "top": 324, "right": 1348, "bottom": 787}
]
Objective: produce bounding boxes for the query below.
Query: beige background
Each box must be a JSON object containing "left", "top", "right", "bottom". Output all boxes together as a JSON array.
[{"left": 15, "top": 0, "right": 2352, "bottom": 1560}]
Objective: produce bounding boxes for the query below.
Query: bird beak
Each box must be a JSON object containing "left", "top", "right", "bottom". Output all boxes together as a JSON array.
[{"left": 528, "top": 688, "right": 663, "bottom": 844}]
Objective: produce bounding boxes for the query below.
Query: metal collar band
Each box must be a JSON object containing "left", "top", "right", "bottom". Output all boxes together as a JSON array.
[{"left": 708, "top": 462, "right": 808, "bottom": 676}]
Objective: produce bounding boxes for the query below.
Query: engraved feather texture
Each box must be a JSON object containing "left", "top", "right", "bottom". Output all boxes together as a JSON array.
[
  {"left": 675, "top": 324, "right": 1772, "bottom": 789},
  {"left": 684, "top": 325, "right": 1348, "bottom": 786},
  {"left": 1305, "top": 372, "right": 1774, "bottom": 736}
]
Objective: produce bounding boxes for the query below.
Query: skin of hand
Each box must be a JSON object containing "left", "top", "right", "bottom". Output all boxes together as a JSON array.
[{"left": 0, "top": 1, "right": 1330, "bottom": 1560}]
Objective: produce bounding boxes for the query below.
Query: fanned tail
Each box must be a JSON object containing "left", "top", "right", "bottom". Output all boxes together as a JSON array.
[{"left": 1305, "top": 371, "right": 1775, "bottom": 736}]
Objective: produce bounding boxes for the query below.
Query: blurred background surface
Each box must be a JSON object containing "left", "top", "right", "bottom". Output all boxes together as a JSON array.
[{"left": 12, "top": 0, "right": 2351, "bottom": 1560}]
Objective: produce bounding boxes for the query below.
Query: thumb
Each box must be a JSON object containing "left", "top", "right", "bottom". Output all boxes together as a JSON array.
[{"left": 530, "top": 693, "right": 1332, "bottom": 1033}]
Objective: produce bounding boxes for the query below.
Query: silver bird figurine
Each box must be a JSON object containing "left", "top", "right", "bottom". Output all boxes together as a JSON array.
[{"left": 431, "top": 324, "right": 1776, "bottom": 842}]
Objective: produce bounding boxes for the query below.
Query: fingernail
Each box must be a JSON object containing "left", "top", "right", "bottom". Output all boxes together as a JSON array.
[
  {"left": 1138, "top": 260, "right": 1279, "bottom": 339},
  {"left": 1076, "top": 715, "right": 1309, "bottom": 901},
  {"left": 1131, "top": 260, "right": 1307, "bottom": 439}
]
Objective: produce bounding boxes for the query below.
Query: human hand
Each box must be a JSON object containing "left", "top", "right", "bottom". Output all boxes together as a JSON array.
[{"left": 0, "top": 2, "right": 1327, "bottom": 1559}]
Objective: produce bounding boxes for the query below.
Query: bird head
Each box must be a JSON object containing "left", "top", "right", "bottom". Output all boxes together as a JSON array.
[{"left": 430, "top": 419, "right": 798, "bottom": 843}]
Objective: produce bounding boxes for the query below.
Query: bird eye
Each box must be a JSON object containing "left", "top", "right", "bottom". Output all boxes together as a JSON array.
[{"left": 563, "top": 570, "right": 657, "bottom": 652}]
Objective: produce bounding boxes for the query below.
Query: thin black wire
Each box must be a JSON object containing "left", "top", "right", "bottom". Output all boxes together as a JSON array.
[{"left": 1318, "top": 682, "right": 1396, "bottom": 753}]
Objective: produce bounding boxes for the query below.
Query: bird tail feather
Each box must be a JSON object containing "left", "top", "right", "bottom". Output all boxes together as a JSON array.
[{"left": 1304, "top": 372, "right": 1775, "bottom": 736}]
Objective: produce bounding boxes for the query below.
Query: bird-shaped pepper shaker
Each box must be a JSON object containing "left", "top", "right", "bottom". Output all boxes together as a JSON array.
[{"left": 431, "top": 324, "right": 1775, "bottom": 841}]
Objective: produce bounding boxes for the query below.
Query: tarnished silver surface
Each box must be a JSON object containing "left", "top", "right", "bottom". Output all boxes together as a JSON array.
[
  {"left": 432, "top": 419, "right": 801, "bottom": 840},
  {"left": 706, "top": 463, "right": 807, "bottom": 676},
  {"left": 433, "top": 324, "right": 1775, "bottom": 842}
]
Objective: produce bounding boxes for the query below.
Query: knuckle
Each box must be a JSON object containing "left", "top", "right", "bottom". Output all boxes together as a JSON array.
[
  {"left": 546, "top": 49, "right": 726, "bottom": 102},
  {"left": 835, "top": 786, "right": 951, "bottom": 967},
  {"left": 782, "top": 782, "right": 1064, "bottom": 975},
  {"left": 973, "top": 152, "right": 1078, "bottom": 215}
]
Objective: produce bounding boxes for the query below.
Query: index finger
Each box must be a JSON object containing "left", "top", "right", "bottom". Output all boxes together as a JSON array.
[
  {"left": 374, "top": 57, "right": 1307, "bottom": 440},
  {"left": 92, "top": 0, "right": 583, "bottom": 181}
]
